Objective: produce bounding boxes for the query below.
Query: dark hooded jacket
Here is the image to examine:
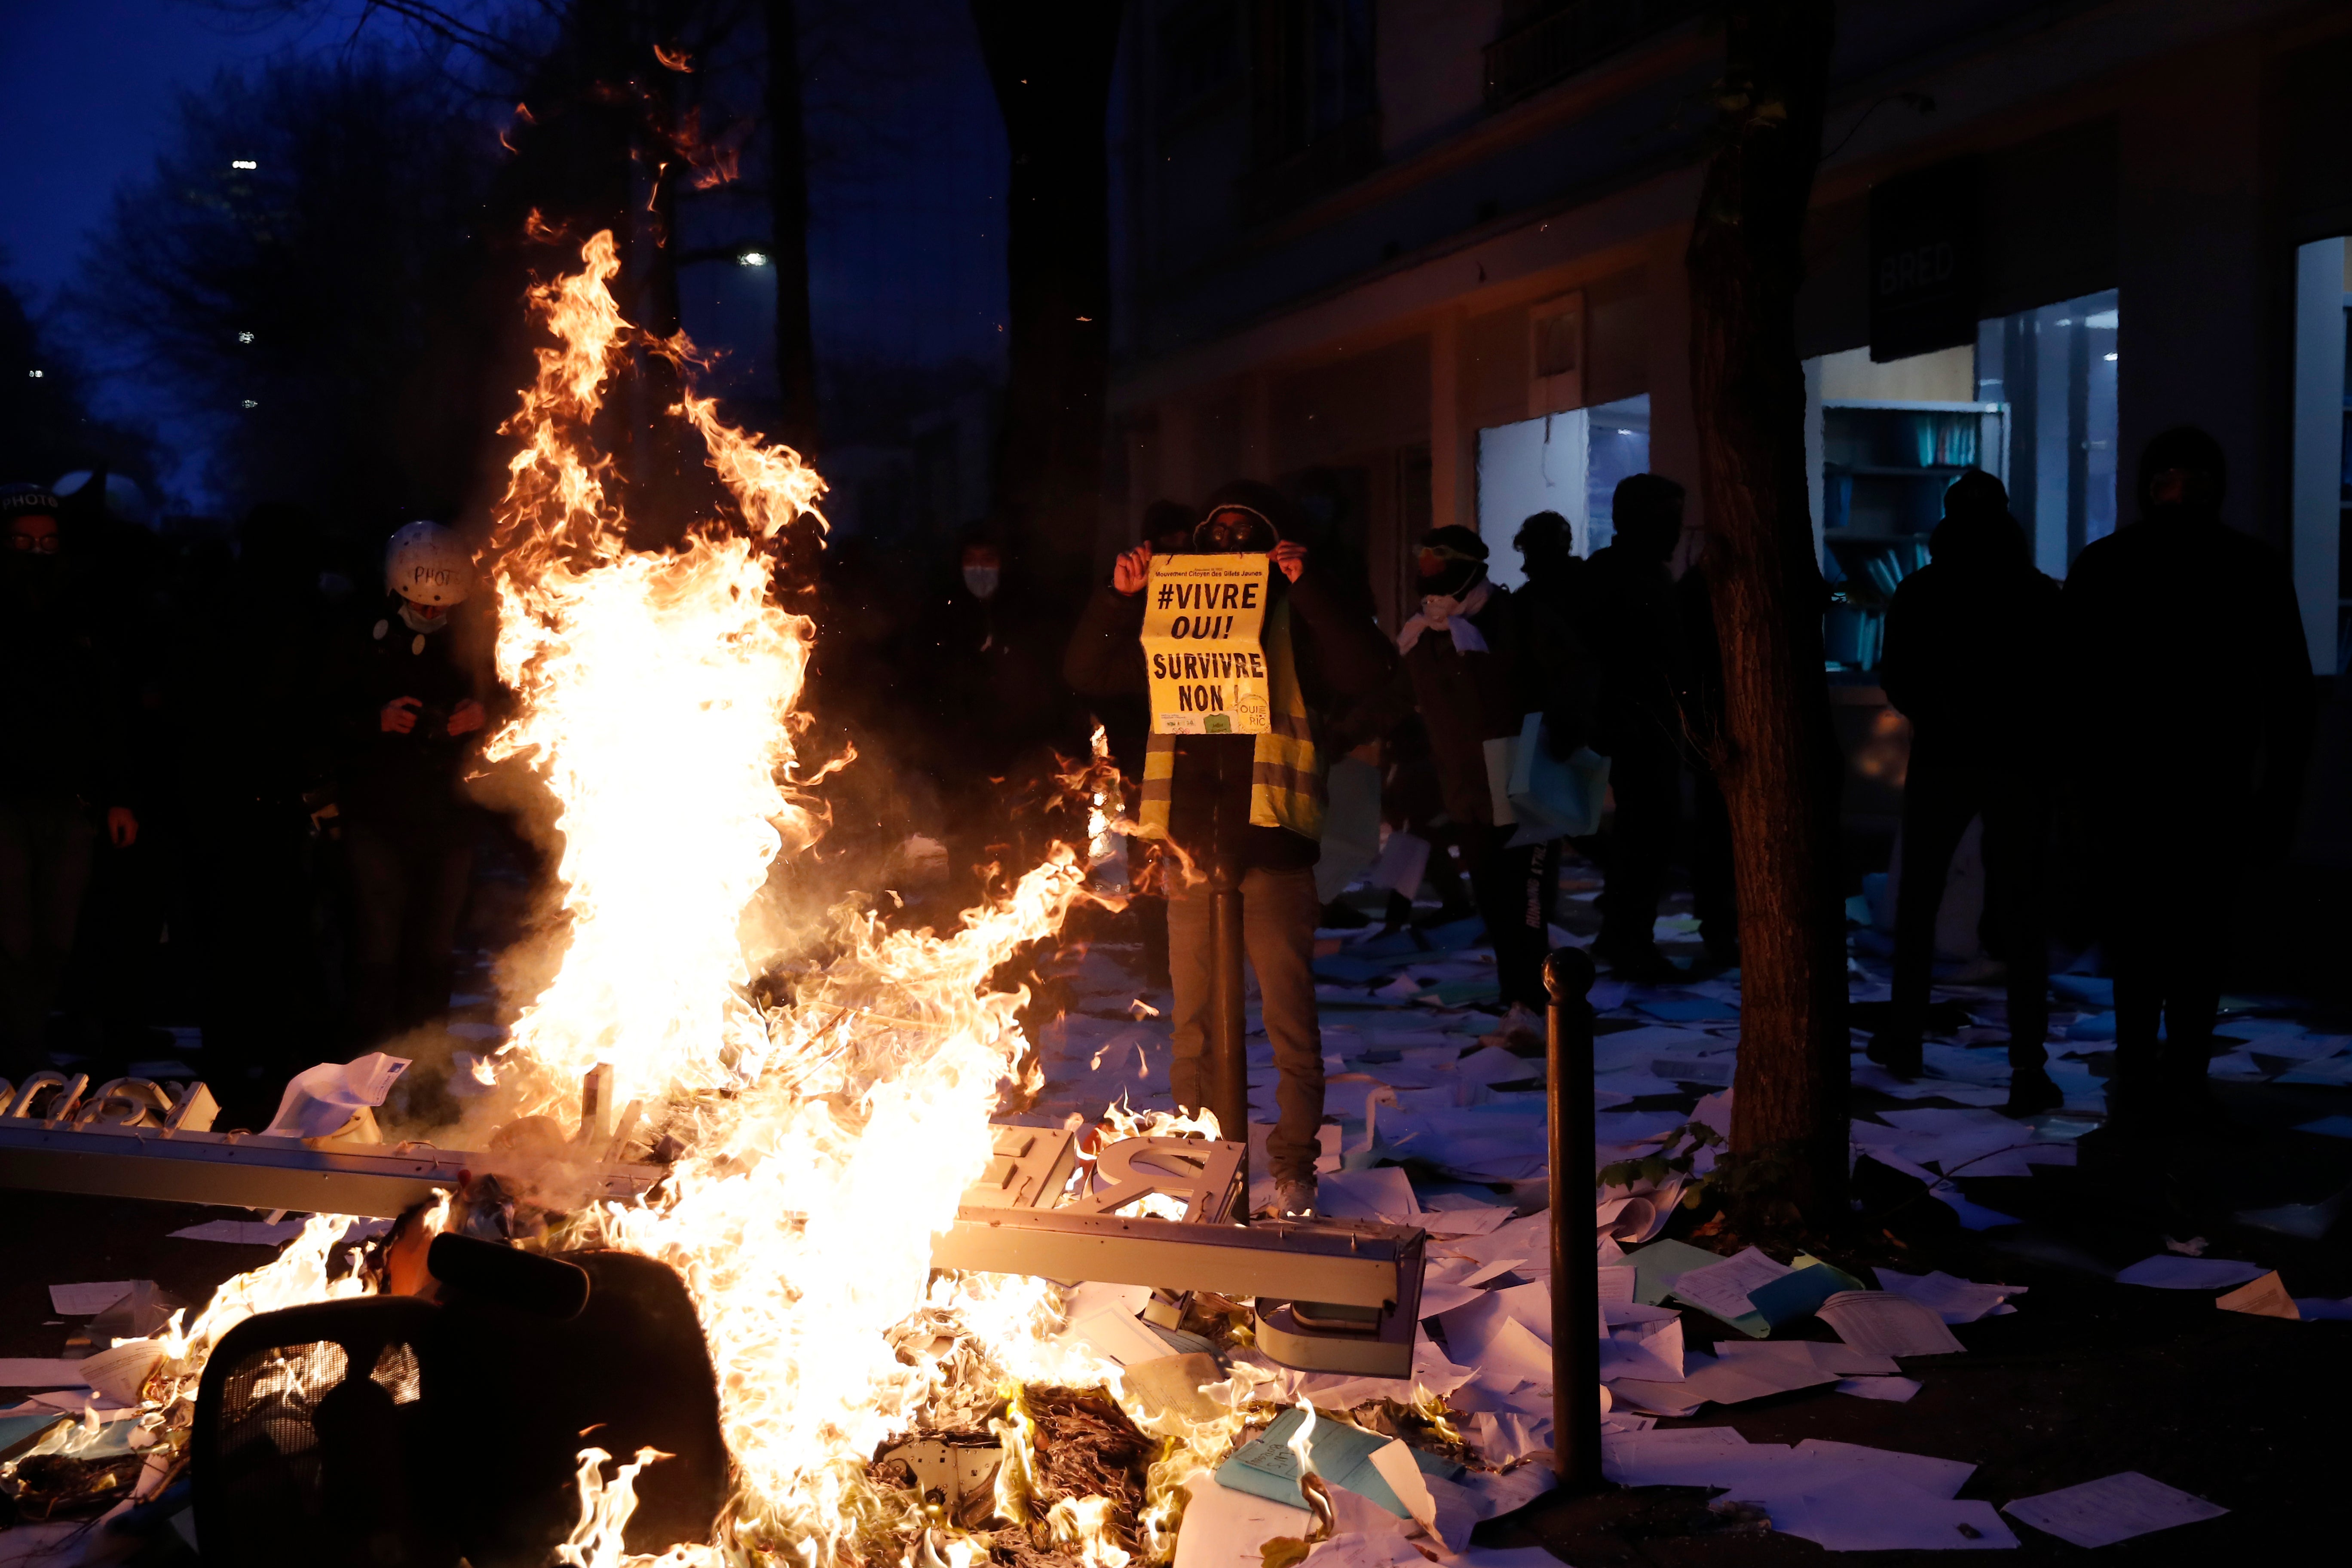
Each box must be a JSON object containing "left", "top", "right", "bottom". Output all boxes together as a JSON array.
[
  {"left": 2063, "top": 468, "right": 2312, "bottom": 849},
  {"left": 1880, "top": 506, "right": 2062, "bottom": 766}
]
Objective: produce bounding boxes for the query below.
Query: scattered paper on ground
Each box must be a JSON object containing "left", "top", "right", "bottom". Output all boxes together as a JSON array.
[{"left": 2002, "top": 1472, "right": 2228, "bottom": 1548}]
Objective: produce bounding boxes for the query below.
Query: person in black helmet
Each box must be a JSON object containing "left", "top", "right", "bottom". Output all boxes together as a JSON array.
[
  {"left": 334, "top": 521, "right": 492, "bottom": 1047},
  {"left": 2064, "top": 426, "right": 2314, "bottom": 1127},
  {"left": 1064, "top": 481, "right": 1397, "bottom": 1218},
  {"left": 1872, "top": 470, "right": 2064, "bottom": 1115}
]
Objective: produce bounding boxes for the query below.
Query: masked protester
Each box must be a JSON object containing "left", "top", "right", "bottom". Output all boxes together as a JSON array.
[
  {"left": 2065, "top": 427, "right": 2314, "bottom": 1128},
  {"left": 1576, "top": 474, "right": 1700, "bottom": 983},
  {"left": 0, "top": 487, "right": 138, "bottom": 1075},
  {"left": 335, "top": 521, "right": 491, "bottom": 1047},
  {"left": 904, "top": 533, "right": 1084, "bottom": 883},
  {"left": 1873, "top": 472, "right": 2063, "bottom": 1115},
  {"left": 1396, "top": 527, "right": 1558, "bottom": 1015},
  {"left": 1064, "top": 482, "right": 1397, "bottom": 1217}
]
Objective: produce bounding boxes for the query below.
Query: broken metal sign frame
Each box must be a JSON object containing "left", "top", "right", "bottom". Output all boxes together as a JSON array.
[{"left": 0, "top": 1111, "right": 1424, "bottom": 1373}]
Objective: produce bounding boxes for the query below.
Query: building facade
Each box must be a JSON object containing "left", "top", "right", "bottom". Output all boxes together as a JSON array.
[{"left": 1104, "top": 0, "right": 2352, "bottom": 697}]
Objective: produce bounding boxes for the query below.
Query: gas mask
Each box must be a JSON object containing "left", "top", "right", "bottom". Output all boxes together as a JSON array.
[{"left": 962, "top": 565, "right": 1001, "bottom": 600}]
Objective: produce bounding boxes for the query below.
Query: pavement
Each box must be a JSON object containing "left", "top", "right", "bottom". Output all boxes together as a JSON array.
[{"left": 5, "top": 853, "right": 2351, "bottom": 1562}]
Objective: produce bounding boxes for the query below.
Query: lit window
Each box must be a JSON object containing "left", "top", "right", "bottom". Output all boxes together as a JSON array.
[
  {"left": 26, "top": 369, "right": 42, "bottom": 379},
  {"left": 231, "top": 159, "right": 257, "bottom": 171},
  {"left": 242, "top": 398, "right": 258, "bottom": 408},
  {"left": 237, "top": 331, "right": 254, "bottom": 344},
  {"left": 2104, "top": 352, "right": 2117, "bottom": 362},
  {"left": 737, "top": 250, "right": 769, "bottom": 267}
]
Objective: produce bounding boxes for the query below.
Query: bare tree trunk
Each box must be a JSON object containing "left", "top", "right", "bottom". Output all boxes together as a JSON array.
[
  {"left": 762, "top": 0, "right": 821, "bottom": 459},
  {"left": 969, "top": 0, "right": 1123, "bottom": 612},
  {"left": 1687, "top": 0, "right": 1847, "bottom": 1215}
]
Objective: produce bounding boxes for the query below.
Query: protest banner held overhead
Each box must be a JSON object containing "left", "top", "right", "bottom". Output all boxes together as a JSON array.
[{"left": 1142, "top": 553, "right": 1272, "bottom": 734}]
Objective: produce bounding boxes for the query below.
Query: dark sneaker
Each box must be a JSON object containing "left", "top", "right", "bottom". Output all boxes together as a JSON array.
[
  {"left": 1865, "top": 1032, "right": 1923, "bottom": 1080},
  {"left": 1598, "top": 942, "right": 1684, "bottom": 986},
  {"left": 1273, "top": 1177, "right": 1318, "bottom": 1219},
  {"left": 2003, "top": 1066, "right": 2064, "bottom": 1118}
]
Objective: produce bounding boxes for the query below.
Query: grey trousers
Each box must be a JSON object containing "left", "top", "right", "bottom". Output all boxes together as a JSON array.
[{"left": 1165, "top": 864, "right": 1326, "bottom": 1183}]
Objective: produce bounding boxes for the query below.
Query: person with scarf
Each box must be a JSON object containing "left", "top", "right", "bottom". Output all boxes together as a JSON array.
[
  {"left": 1063, "top": 482, "right": 1396, "bottom": 1218},
  {"left": 1396, "top": 526, "right": 1556, "bottom": 1016},
  {"left": 1873, "top": 471, "right": 2064, "bottom": 1115}
]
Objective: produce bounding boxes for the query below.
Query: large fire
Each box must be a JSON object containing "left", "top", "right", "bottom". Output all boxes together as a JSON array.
[{"left": 140, "top": 233, "right": 1271, "bottom": 1566}]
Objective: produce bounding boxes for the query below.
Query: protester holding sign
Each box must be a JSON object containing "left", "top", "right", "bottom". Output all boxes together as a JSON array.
[{"left": 1064, "top": 482, "right": 1396, "bottom": 1218}]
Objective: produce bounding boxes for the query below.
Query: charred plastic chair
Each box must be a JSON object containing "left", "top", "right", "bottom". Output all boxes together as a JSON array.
[{"left": 193, "top": 1237, "right": 726, "bottom": 1568}]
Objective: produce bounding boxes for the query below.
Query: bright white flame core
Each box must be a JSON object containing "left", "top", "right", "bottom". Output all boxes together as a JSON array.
[{"left": 132, "top": 232, "right": 1266, "bottom": 1568}]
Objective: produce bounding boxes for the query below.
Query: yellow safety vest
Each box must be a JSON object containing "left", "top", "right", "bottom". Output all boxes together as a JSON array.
[{"left": 1137, "top": 597, "right": 1326, "bottom": 844}]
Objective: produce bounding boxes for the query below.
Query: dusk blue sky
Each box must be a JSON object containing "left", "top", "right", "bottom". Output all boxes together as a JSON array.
[{"left": 0, "top": 0, "right": 1010, "bottom": 508}]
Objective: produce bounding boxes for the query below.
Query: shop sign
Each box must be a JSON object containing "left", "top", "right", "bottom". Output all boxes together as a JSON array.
[{"left": 1870, "top": 159, "right": 1981, "bottom": 362}]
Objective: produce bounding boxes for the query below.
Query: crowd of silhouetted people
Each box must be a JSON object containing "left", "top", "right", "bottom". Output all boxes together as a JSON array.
[
  {"left": 0, "top": 419, "right": 2317, "bottom": 1169},
  {"left": 0, "top": 482, "right": 496, "bottom": 1124}
]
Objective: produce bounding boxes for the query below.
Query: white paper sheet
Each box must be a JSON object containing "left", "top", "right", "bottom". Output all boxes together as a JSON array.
[
  {"left": 1835, "top": 1375, "right": 1923, "bottom": 1401},
  {"left": 78, "top": 1340, "right": 167, "bottom": 1404},
  {"left": 1768, "top": 1476, "right": 2018, "bottom": 1552},
  {"left": 1061, "top": 1282, "right": 1170, "bottom": 1367},
  {"left": 48, "top": 1282, "right": 141, "bottom": 1316},
  {"left": 1873, "top": 1266, "right": 2027, "bottom": 1323},
  {"left": 264, "top": 1051, "right": 411, "bottom": 1139},
  {"left": 1175, "top": 1478, "right": 1317, "bottom": 1568},
  {"left": 1816, "top": 1291, "right": 1968, "bottom": 1357},
  {"left": 1597, "top": 1315, "right": 1684, "bottom": 1382},
  {"left": 1668, "top": 1246, "right": 1792, "bottom": 1321},
  {"left": 1418, "top": 1202, "right": 1516, "bottom": 1236},
  {"left": 1317, "top": 1166, "right": 1422, "bottom": 1220},
  {"left": 1792, "top": 1438, "right": 1974, "bottom": 1499},
  {"left": 2002, "top": 1472, "right": 2228, "bottom": 1548},
  {"left": 168, "top": 1218, "right": 312, "bottom": 1246},
  {"left": 2114, "top": 1255, "right": 2266, "bottom": 1290},
  {"left": 0, "top": 1359, "right": 90, "bottom": 1389}
]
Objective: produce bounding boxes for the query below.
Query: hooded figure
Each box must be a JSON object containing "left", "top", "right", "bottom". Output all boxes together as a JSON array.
[
  {"left": 1872, "top": 470, "right": 2064, "bottom": 1112},
  {"left": 1064, "top": 480, "right": 1397, "bottom": 1218},
  {"left": 2063, "top": 426, "right": 2314, "bottom": 1127}
]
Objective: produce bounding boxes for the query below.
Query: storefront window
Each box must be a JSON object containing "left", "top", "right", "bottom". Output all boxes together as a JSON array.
[
  {"left": 1975, "top": 288, "right": 2119, "bottom": 576},
  {"left": 1475, "top": 394, "right": 1650, "bottom": 588},
  {"left": 2291, "top": 236, "right": 2349, "bottom": 674},
  {"left": 1811, "top": 291, "right": 2120, "bottom": 671}
]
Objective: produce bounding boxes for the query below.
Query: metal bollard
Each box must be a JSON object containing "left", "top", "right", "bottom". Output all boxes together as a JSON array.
[
  {"left": 1207, "top": 856, "right": 1250, "bottom": 1209},
  {"left": 1545, "top": 946, "right": 1601, "bottom": 1491}
]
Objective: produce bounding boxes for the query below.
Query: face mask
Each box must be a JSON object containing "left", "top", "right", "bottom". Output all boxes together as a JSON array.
[
  {"left": 962, "top": 565, "right": 1000, "bottom": 600},
  {"left": 398, "top": 599, "right": 448, "bottom": 635}
]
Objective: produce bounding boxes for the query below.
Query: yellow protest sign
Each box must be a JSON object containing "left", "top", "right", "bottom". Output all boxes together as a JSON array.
[{"left": 1142, "top": 553, "right": 1272, "bottom": 735}]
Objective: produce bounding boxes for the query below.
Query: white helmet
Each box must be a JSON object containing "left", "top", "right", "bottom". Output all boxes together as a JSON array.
[{"left": 386, "top": 521, "right": 472, "bottom": 606}]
